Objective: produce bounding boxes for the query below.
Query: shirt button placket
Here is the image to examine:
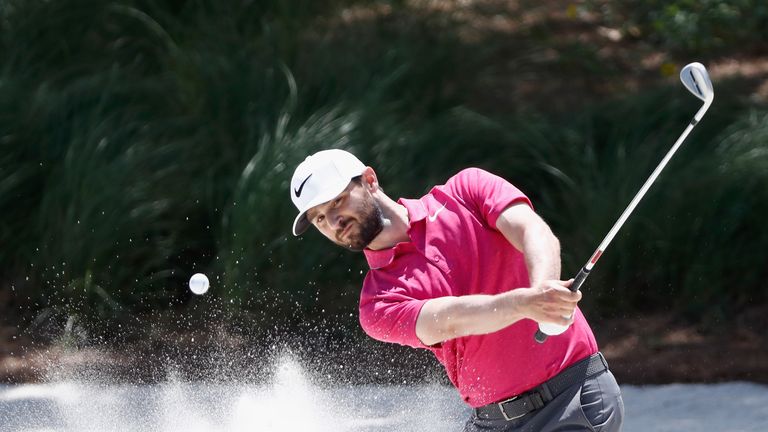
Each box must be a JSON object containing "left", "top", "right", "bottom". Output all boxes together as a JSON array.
[{"left": 424, "top": 246, "right": 449, "bottom": 274}]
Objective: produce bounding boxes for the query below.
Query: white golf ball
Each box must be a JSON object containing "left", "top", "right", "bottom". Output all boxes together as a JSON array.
[{"left": 188, "top": 273, "right": 209, "bottom": 295}]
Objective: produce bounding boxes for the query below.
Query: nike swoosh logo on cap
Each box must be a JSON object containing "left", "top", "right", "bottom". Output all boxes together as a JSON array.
[
  {"left": 428, "top": 203, "right": 447, "bottom": 222},
  {"left": 294, "top": 174, "right": 312, "bottom": 198}
]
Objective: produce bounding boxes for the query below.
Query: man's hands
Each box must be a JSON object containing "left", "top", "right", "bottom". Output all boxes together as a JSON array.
[{"left": 512, "top": 279, "right": 581, "bottom": 326}]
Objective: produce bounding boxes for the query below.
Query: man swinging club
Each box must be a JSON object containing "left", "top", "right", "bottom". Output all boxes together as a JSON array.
[{"left": 290, "top": 149, "right": 624, "bottom": 431}]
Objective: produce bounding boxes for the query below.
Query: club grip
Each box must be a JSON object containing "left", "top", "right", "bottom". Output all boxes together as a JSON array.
[
  {"left": 570, "top": 266, "right": 591, "bottom": 292},
  {"left": 534, "top": 267, "right": 591, "bottom": 344}
]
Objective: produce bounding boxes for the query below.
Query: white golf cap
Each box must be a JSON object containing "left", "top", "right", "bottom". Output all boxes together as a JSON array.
[{"left": 290, "top": 149, "right": 366, "bottom": 236}]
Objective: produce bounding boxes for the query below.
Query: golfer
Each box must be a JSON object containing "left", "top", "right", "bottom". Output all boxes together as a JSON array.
[{"left": 290, "top": 149, "right": 624, "bottom": 431}]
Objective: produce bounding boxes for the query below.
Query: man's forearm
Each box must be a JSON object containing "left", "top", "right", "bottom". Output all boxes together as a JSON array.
[
  {"left": 521, "top": 222, "right": 561, "bottom": 285},
  {"left": 415, "top": 291, "right": 524, "bottom": 346},
  {"left": 495, "top": 203, "right": 562, "bottom": 285}
]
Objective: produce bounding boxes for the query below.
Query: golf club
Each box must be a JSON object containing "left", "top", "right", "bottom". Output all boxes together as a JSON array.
[{"left": 535, "top": 62, "right": 715, "bottom": 343}]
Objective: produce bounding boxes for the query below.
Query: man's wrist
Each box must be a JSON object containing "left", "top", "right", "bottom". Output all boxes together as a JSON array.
[{"left": 496, "top": 289, "right": 526, "bottom": 322}]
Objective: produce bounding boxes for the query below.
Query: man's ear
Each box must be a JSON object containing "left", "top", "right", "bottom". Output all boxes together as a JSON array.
[{"left": 361, "top": 166, "right": 379, "bottom": 191}]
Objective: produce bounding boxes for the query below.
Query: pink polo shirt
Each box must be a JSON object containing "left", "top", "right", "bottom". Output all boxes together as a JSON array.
[{"left": 359, "top": 168, "right": 597, "bottom": 407}]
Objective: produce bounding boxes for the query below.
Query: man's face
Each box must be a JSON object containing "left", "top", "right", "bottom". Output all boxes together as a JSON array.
[{"left": 306, "top": 180, "right": 383, "bottom": 251}]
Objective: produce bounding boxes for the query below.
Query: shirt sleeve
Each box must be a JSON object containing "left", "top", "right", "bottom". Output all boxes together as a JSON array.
[
  {"left": 444, "top": 167, "right": 532, "bottom": 229},
  {"left": 359, "top": 274, "right": 431, "bottom": 349}
]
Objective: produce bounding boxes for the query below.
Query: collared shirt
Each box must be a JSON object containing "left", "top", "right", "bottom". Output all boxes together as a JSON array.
[{"left": 359, "top": 168, "right": 598, "bottom": 407}]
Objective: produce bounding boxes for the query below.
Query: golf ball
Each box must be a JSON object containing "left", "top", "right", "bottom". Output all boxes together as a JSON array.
[{"left": 188, "top": 273, "right": 209, "bottom": 295}]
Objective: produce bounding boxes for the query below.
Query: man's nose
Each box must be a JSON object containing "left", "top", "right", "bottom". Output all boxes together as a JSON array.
[{"left": 327, "top": 211, "right": 344, "bottom": 230}]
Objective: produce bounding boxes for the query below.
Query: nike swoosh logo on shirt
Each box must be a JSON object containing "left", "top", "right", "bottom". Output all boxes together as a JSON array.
[
  {"left": 428, "top": 203, "right": 447, "bottom": 222},
  {"left": 294, "top": 174, "right": 312, "bottom": 198}
]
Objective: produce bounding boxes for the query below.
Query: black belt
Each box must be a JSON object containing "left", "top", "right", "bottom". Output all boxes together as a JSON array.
[{"left": 474, "top": 352, "right": 609, "bottom": 422}]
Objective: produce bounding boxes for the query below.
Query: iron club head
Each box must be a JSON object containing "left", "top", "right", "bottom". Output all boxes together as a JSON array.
[{"left": 680, "top": 62, "right": 714, "bottom": 102}]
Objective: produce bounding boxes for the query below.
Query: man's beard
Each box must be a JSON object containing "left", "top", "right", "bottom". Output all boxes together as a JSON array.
[{"left": 337, "top": 198, "right": 384, "bottom": 251}]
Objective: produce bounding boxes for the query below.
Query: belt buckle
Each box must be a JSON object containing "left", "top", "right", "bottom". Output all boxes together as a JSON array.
[{"left": 497, "top": 396, "right": 526, "bottom": 421}]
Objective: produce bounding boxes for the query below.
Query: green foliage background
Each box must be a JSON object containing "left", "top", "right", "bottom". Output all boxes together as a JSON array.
[
  {"left": 592, "top": 0, "right": 768, "bottom": 53},
  {"left": 0, "top": 0, "right": 766, "bottom": 338}
]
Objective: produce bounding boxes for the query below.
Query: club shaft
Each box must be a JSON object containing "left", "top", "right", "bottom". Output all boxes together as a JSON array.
[
  {"left": 583, "top": 118, "right": 698, "bottom": 274},
  {"left": 535, "top": 101, "right": 711, "bottom": 343}
]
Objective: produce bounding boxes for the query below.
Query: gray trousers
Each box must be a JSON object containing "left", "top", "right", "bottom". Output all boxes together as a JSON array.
[{"left": 464, "top": 370, "right": 624, "bottom": 432}]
